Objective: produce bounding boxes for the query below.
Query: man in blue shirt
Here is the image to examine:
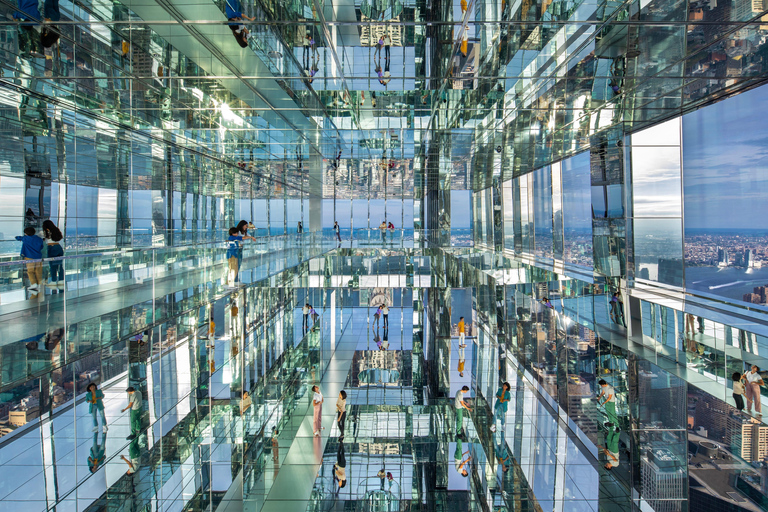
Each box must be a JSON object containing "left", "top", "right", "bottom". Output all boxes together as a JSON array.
[{"left": 16, "top": 227, "right": 44, "bottom": 292}]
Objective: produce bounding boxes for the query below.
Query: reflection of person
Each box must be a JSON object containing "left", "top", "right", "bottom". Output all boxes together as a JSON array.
[
  {"left": 334, "top": 442, "right": 347, "bottom": 489},
  {"left": 602, "top": 425, "right": 620, "bottom": 470},
  {"left": 336, "top": 390, "right": 347, "bottom": 438},
  {"left": 86, "top": 382, "right": 108, "bottom": 433},
  {"left": 609, "top": 293, "right": 625, "bottom": 326},
  {"left": 455, "top": 385, "right": 471, "bottom": 434},
  {"left": 122, "top": 387, "right": 142, "bottom": 440},
  {"left": 271, "top": 427, "right": 279, "bottom": 468},
  {"left": 743, "top": 366, "right": 764, "bottom": 415},
  {"left": 312, "top": 385, "right": 323, "bottom": 436},
  {"left": 40, "top": 0, "right": 61, "bottom": 48},
  {"left": 225, "top": 0, "right": 255, "bottom": 48},
  {"left": 454, "top": 437, "right": 471, "bottom": 477},
  {"left": 88, "top": 432, "right": 107, "bottom": 473},
  {"left": 120, "top": 437, "right": 141, "bottom": 474},
  {"left": 460, "top": 0, "right": 467, "bottom": 15},
  {"left": 458, "top": 357, "right": 465, "bottom": 377},
  {"left": 733, "top": 372, "right": 745, "bottom": 411},
  {"left": 490, "top": 382, "right": 511, "bottom": 432},
  {"left": 597, "top": 379, "right": 618, "bottom": 426},
  {"left": 494, "top": 432, "right": 511, "bottom": 473},
  {"left": 685, "top": 313, "right": 696, "bottom": 335}
]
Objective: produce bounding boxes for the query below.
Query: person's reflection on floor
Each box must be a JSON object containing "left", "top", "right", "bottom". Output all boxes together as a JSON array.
[
  {"left": 271, "top": 427, "right": 279, "bottom": 477},
  {"left": 454, "top": 436, "right": 471, "bottom": 477},
  {"left": 120, "top": 436, "right": 142, "bottom": 475},
  {"left": 225, "top": 0, "right": 254, "bottom": 48},
  {"left": 40, "top": 0, "right": 61, "bottom": 48},
  {"left": 333, "top": 441, "right": 347, "bottom": 492},
  {"left": 88, "top": 431, "right": 107, "bottom": 473},
  {"left": 601, "top": 424, "right": 620, "bottom": 470},
  {"left": 493, "top": 431, "right": 511, "bottom": 474}
]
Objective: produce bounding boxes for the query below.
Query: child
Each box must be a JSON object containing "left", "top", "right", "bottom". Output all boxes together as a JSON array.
[
  {"left": 226, "top": 227, "right": 242, "bottom": 287},
  {"left": 733, "top": 372, "right": 745, "bottom": 411},
  {"left": 16, "top": 227, "right": 44, "bottom": 292}
]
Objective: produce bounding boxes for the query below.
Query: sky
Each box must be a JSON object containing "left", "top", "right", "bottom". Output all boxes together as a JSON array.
[{"left": 682, "top": 83, "right": 768, "bottom": 231}]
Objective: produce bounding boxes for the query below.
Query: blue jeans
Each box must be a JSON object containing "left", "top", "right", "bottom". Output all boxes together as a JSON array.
[
  {"left": 91, "top": 407, "right": 107, "bottom": 427},
  {"left": 47, "top": 243, "right": 64, "bottom": 282},
  {"left": 493, "top": 405, "right": 506, "bottom": 428}
]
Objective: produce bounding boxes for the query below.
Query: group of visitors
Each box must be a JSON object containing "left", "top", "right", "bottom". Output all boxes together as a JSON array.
[
  {"left": 16, "top": 219, "right": 65, "bottom": 296},
  {"left": 378, "top": 220, "right": 395, "bottom": 242}
]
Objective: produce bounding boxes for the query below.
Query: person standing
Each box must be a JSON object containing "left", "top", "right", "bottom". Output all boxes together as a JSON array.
[
  {"left": 455, "top": 385, "right": 471, "bottom": 434},
  {"left": 302, "top": 303, "right": 310, "bottom": 332},
  {"left": 379, "top": 221, "right": 387, "bottom": 242},
  {"left": 122, "top": 386, "right": 142, "bottom": 440},
  {"left": 336, "top": 390, "right": 347, "bottom": 438},
  {"left": 743, "top": 366, "right": 764, "bottom": 415},
  {"left": 458, "top": 316, "right": 466, "bottom": 355},
  {"left": 383, "top": 33, "right": 391, "bottom": 60},
  {"left": 312, "top": 385, "right": 324, "bottom": 436},
  {"left": 86, "top": 382, "right": 108, "bottom": 433},
  {"left": 382, "top": 303, "right": 389, "bottom": 328},
  {"left": 16, "top": 227, "right": 44, "bottom": 293},
  {"left": 333, "top": 221, "right": 341, "bottom": 242},
  {"left": 42, "top": 220, "right": 64, "bottom": 289},
  {"left": 490, "top": 382, "right": 511, "bottom": 432},
  {"left": 597, "top": 379, "right": 617, "bottom": 426},
  {"left": 373, "top": 305, "right": 382, "bottom": 329},
  {"left": 235, "top": 221, "right": 254, "bottom": 283},
  {"left": 226, "top": 227, "right": 243, "bottom": 287},
  {"left": 733, "top": 372, "right": 745, "bottom": 411},
  {"left": 310, "top": 305, "right": 319, "bottom": 331}
]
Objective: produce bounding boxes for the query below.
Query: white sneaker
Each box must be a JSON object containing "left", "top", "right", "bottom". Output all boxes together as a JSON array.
[
  {"left": 103, "top": 425, "right": 108, "bottom": 433},
  {"left": 28, "top": 284, "right": 39, "bottom": 291},
  {"left": 92, "top": 427, "right": 98, "bottom": 433},
  {"left": 57, "top": 281, "right": 65, "bottom": 290},
  {"left": 313, "top": 431, "right": 319, "bottom": 436},
  {"left": 490, "top": 425, "right": 496, "bottom": 432}
]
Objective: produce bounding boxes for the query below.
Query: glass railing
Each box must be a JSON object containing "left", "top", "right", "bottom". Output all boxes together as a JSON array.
[
  {"left": 0, "top": 231, "right": 334, "bottom": 312},
  {"left": 318, "top": 228, "right": 474, "bottom": 248}
]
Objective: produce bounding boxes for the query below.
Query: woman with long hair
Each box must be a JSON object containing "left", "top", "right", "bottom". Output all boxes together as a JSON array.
[
  {"left": 234, "top": 221, "right": 255, "bottom": 282},
  {"left": 42, "top": 220, "right": 64, "bottom": 290},
  {"left": 86, "top": 382, "right": 107, "bottom": 433}
]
